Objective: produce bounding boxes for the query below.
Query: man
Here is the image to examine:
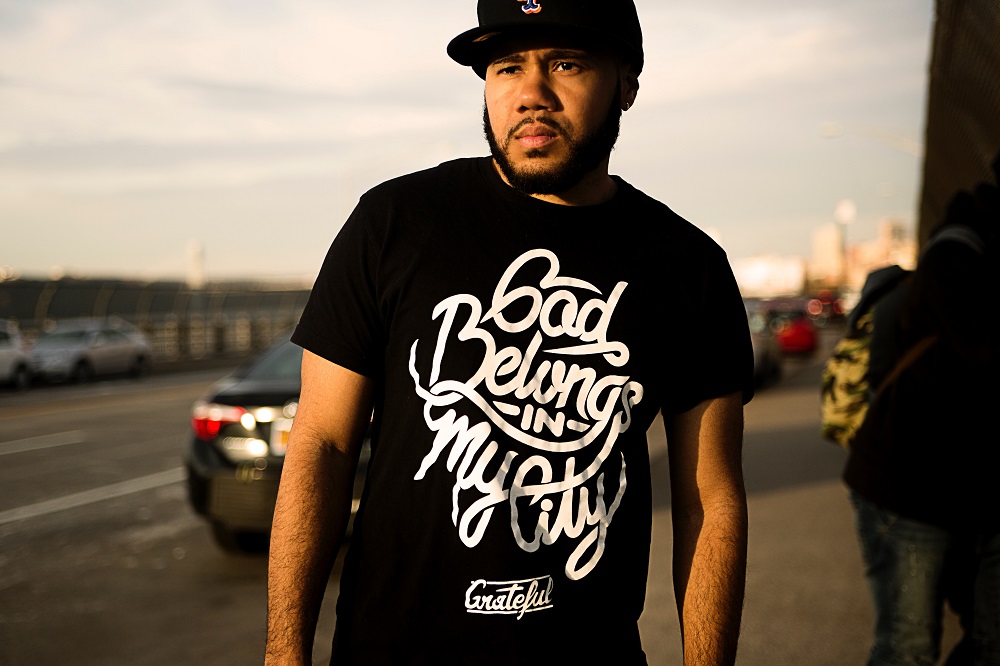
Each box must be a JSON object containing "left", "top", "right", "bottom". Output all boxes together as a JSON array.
[{"left": 266, "top": 1, "right": 754, "bottom": 664}]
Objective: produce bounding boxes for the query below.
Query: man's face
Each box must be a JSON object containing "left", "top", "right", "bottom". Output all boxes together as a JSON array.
[{"left": 483, "top": 40, "right": 628, "bottom": 195}]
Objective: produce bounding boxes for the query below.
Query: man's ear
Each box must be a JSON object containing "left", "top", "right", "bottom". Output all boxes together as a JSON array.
[{"left": 620, "top": 69, "right": 639, "bottom": 111}]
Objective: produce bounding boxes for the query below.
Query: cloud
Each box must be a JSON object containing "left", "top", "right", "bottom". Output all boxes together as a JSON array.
[
  {"left": 0, "top": 0, "right": 929, "bottom": 149},
  {"left": 637, "top": 3, "right": 930, "bottom": 108},
  {"left": 160, "top": 78, "right": 353, "bottom": 109},
  {"left": 0, "top": 0, "right": 476, "bottom": 147},
  {"left": 0, "top": 1, "right": 483, "bottom": 192},
  {"left": 0, "top": 0, "right": 934, "bottom": 277}
]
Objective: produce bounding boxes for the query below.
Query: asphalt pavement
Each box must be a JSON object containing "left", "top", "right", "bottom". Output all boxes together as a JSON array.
[{"left": 0, "top": 330, "right": 962, "bottom": 664}]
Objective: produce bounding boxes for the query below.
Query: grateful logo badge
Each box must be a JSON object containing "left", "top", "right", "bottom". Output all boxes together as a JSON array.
[{"left": 520, "top": 0, "right": 542, "bottom": 14}]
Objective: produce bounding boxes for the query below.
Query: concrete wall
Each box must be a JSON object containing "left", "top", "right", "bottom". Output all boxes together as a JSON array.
[{"left": 919, "top": 0, "right": 1000, "bottom": 245}]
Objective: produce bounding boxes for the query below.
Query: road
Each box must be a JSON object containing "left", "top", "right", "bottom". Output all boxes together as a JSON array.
[{"left": 0, "top": 335, "right": 960, "bottom": 665}]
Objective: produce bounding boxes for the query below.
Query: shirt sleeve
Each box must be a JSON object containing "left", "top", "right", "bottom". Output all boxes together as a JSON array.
[
  {"left": 291, "top": 197, "right": 386, "bottom": 379},
  {"left": 662, "top": 245, "right": 755, "bottom": 414}
]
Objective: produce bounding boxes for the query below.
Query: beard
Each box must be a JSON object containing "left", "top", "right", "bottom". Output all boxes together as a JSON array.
[{"left": 483, "top": 84, "right": 623, "bottom": 196}]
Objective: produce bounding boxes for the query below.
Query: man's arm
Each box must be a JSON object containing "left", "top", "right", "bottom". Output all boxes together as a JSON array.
[
  {"left": 265, "top": 350, "right": 375, "bottom": 665},
  {"left": 665, "top": 392, "right": 748, "bottom": 666}
]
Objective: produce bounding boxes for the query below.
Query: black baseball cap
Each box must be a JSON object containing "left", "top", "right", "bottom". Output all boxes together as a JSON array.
[{"left": 448, "top": 0, "right": 644, "bottom": 79}]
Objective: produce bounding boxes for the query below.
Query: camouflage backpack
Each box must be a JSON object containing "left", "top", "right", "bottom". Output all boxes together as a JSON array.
[
  {"left": 819, "top": 268, "right": 910, "bottom": 448},
  {"left": 820, "top": 225, "right": 985, "bottom": 448}
]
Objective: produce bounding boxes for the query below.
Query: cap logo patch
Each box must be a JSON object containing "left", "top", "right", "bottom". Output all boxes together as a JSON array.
[{"left": 519, "top": 0, "right": 542, "bottom": 14}]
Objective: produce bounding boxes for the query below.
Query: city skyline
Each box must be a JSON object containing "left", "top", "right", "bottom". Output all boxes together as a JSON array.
[{"left": 0, "top": 0, "right": 934, "bottom": 281}]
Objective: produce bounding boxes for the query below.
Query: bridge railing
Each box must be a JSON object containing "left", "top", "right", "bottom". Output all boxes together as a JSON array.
[{"left": 0, "top": 278, "right": 311, "bottom": 364}]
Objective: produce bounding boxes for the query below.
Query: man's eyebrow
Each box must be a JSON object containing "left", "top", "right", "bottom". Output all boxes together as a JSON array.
[
  {"left": 489, "top": 53, "right": 526, "bottom": 67},
  {"left": 543, "top": 49, "right": 591, "bottom": 61}
]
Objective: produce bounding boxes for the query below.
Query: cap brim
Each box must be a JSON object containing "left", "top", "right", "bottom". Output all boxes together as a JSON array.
[{"left": 447, "top": 24, "right": 531, "bottom": 79}]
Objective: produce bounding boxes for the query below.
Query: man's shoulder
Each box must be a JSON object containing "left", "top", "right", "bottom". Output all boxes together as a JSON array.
[
  {"left": 616, "top": 178, "right": 726, "bottom": 255},
  {"left": 362, "top": 157, "right": 484, "bottom": 203}
]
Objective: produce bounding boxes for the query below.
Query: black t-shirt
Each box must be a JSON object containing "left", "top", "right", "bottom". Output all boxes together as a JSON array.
[{"left": 293, "top": 157, "right": 753, "bottom": 664}]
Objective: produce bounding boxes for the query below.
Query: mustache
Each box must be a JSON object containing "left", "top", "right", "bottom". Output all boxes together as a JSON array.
[{"left": 505, "top": 116, "right": 567, "bottom": 144}]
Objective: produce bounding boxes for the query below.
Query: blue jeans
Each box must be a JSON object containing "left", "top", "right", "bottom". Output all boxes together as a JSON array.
[
  {"left": 973, "top": 533, "right": 1000, "bottom": 665},
  {"left": 850, "top": 491, "right": 1000, "bottom": 666}
]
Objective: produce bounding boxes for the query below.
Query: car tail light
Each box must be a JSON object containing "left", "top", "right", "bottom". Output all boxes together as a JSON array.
[{"left": 192, "top": 401, "right": 248, "bottom": 440}]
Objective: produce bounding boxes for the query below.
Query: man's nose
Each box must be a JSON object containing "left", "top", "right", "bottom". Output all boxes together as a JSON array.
[{"left": 517, "top": 69, "right": 558, "bottom": 112}]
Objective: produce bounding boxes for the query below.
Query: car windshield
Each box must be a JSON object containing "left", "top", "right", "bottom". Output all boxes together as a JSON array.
[
  {"left": 34, "top": 331, "right": 90, "bottom": 347},
  {"left": 240, "top": 340, "right": 303, "bottom": 381}
]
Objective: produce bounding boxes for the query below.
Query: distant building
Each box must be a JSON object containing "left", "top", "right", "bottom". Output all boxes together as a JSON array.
[
  {"left": 846, "top": 220, "right": 917, "bottom": 289},
  {"left": 732, "top": 255, "right": 807, "bottom": 298},
  {"left": 807, "top": 219, "right": 916, "bottom": 293},
  {"left": 809, "top": 224, "right": 844, "bottom": 291}
]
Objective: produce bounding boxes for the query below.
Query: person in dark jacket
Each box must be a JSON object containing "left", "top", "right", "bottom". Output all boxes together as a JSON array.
[{"left": 844, "top": 160, "right": 1000, "bottom": 665}]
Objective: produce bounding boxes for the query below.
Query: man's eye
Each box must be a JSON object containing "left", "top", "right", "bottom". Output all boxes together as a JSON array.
[
  {"left": 554, "top": 61, "right": 580, "bottom": 72},
  {"left": 495, "top": 64, "right": 521, "bottom": 75}
]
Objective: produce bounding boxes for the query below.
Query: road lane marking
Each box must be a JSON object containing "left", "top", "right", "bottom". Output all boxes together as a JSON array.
[
  {"left": 0, "top": 467, "right": 186, "bottom": 526},
  {"left": 0, "top": 372, "right": 227, "bottom": 420},
  {"left": 0, "top": 431, "right": 87, "bottom": 457}
]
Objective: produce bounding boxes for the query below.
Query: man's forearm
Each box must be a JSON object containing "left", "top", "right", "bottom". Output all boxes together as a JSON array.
[
  {"left": 265, "top": 438, "right": 358, "bottom": 665},
  {"left": 673, "top": 493, "right": 748, "bottom": 666}
]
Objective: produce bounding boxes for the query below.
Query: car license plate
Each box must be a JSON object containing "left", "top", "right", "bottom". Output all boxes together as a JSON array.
[{"left": 270, "top": 418, "right": 293, "bottom": 456}]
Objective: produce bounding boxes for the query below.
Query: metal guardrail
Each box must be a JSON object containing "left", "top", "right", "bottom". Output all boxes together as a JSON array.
[{"left": 0, "top": 278, "right": 311, "bottom": 362}]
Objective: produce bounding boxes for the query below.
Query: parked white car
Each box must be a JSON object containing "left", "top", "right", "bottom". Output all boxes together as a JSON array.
[
  {"left": 30, "top": 321, "right": 151, "bottom": 383},
  {"left": 0, "top": 320, "right": 31, "bottom": 390}
]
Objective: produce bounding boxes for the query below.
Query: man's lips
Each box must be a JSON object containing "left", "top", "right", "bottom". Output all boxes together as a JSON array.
[
  {"left": 512, "top": 124, "right": 559, "bottom": 149},
  {"left": 517, "top": 134, "right": 558, "bottom": 149}
]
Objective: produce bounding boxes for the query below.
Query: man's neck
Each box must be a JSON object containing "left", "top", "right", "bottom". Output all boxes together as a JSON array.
[{"left": 491, "top": 159, "right": 618, "bottom": 206}]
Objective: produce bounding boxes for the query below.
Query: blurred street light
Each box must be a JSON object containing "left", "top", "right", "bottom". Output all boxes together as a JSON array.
[{"left": 834, "top": 198, "right": 857, "bottom": 291}]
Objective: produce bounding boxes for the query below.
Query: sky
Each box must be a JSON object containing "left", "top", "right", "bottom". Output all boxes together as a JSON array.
[{"left": 0, "top": 0, "right": 935, "bottom": 283}]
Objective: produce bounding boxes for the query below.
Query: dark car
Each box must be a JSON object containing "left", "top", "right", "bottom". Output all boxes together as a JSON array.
[{"left": 185, "top": 337, "right": 369, "bottom": 552}]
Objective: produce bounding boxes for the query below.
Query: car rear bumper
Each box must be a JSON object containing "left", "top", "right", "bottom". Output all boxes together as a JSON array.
[
  {"left": 207, "top": 471, "right": 279, "bottom": 532},
  {"left": 185, "top": 438, "right": 283, "bottom": 532}
]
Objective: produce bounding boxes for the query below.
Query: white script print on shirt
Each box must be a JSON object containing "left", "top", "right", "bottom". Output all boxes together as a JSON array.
[{"left": 408, "top": 249, "right": 644, "bottom": 582}]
